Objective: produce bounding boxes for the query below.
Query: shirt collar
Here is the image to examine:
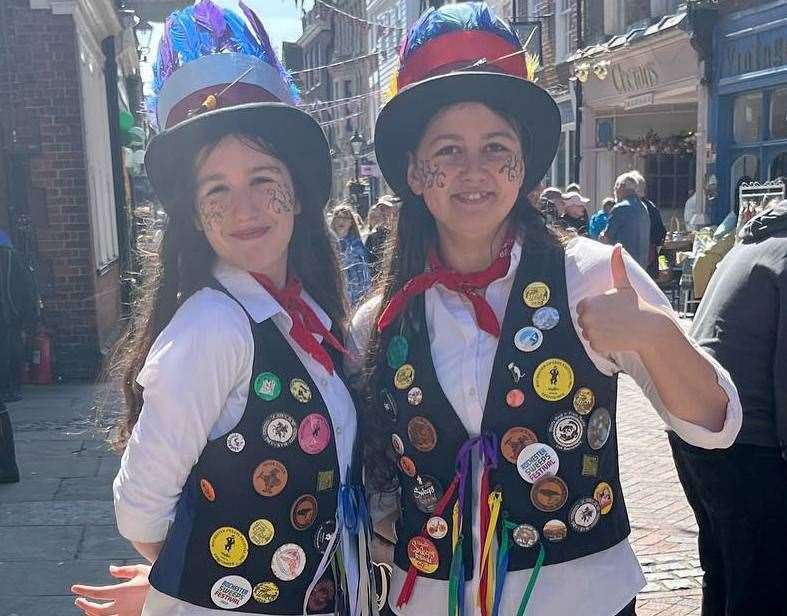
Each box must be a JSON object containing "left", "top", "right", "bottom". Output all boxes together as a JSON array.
[{"left": 211, "top": 260, "right": 332, "bottom": 332}]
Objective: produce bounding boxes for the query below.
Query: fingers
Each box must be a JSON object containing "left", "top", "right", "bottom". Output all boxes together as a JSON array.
[
  {"left": 610, "top": 244, "right": 632, "bottom": 290},
  {"left": 108, "top": 565, "right": 141, "bottom": 580},
  {"left": 71, "top": 584, "right": 118, "bottom": 600},
  {"left": 74, "top": 597, "right": 117, "bottom": 616}
]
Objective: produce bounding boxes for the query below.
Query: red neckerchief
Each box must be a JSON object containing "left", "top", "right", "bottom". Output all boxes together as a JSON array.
[
  {"left": 377, "top": 234, "right": 515, "bottom": 337},
  {"left": 250, "top": 272, "right": 347, "bottom": 375}
]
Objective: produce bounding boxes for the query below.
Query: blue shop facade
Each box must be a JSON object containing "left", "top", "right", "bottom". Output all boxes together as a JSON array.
[{"left": 710, "top": 1, "right": 787, "bottom": 222}]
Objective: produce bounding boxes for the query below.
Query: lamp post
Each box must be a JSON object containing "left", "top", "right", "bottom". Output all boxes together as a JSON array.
[
  {"left": 350, "top": 130, "right": 363, "bottom": 183},
  {"left": 134, "top": 19, "right": 154, "bottom": 63},
  {"left": 348, "top": 131, "right": 369, "bottom": 217}
]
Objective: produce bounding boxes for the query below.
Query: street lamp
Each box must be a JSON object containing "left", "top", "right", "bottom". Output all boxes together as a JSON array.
[
  {"left": 349, "top": 130, "right": 364, "bottom": 182},
  {"left": 134, "top": 19, "right": 154, "bottom": 62}
]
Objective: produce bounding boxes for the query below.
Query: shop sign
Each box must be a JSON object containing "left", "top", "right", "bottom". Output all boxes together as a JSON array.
[
  {"left": 611, "top": 61, "right": 659, "bottom": 95},
  {"left": 623, "top": 93, "right": 655, "bottom": 110},
  {"left": 720, "top": 23, "right": 787, "bottom": 80}
]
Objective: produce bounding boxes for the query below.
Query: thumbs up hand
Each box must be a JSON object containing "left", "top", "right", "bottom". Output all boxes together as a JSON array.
[{"left": 576, "top": 245, "right": 667, "bottom": 355}]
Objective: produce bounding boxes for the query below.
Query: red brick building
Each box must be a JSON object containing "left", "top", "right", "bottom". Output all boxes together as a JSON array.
[{"left": 0, "top": 0, "right": 141, "bottom": 379}]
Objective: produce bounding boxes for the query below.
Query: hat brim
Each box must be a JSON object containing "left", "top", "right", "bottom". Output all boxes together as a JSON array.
[
  {"left": 145, "top": 102, "right": 331, "bottom": 211},
  {"left": 374, "top": 72, "right": 561, "bottom": 197}
]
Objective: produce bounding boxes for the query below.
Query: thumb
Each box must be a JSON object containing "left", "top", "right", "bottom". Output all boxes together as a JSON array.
[
  {"left": 108, "top": 564, "right": 138, "bottom": 580},
  {"left": 610, "top": 244, "right": 632, "bottom": 289}
]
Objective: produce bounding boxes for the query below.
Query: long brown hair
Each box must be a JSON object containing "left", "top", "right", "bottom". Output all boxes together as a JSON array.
[
  {"left": 110, "top": 131, "right": 346, "bottom": 448},
  {"left": 359, "top": 103, "right": 567, "bottom": 491}
]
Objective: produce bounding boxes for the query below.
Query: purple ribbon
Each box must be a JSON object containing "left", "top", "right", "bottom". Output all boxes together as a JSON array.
[{"left": 454, "top": 433, "right": 500, "bottom": 516}]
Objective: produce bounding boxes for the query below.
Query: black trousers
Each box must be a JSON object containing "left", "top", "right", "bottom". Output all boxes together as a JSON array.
[{"left": 668, "top": 432, "right": 787, "bottom": 616}]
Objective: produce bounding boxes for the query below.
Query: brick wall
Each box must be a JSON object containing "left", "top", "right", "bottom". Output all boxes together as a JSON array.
[{"left": 0, "top": 0, "right": 115, "bottom": 379}]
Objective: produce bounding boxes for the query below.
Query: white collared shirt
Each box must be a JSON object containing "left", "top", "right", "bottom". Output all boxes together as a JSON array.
[
  {"left": 113, "top": 261, "right": 358, "bottom": 616},
  {"left": 350, "top": 236, "right": 742, "bottom": 616}
]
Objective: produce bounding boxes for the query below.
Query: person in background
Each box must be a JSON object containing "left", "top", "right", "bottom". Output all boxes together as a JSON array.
[
  {"left": 589, "top": 197, "right": 615, "bottom": 239},
  {"left": 556, "top": 190, "right": 590, "bottom": 236},
  {"left": 539, "top": 186, "right": 562, "bottom": 226},
  {"left": 716, "top": 176, "right": 752, "bottom": 240},
  {"left": 364, "top": 195, "right": 400, "bottom": 279},
  {"left": 330, "top": 202, "right": 371, "bottom": 305},
  {"left": 602, "top": 171, "right": 651, "bottom": 268},
  {"left": 565, "top": 182, "right": 582, "bottom": 194},
  {"left": 0, "top": 230, "right": 36, "bottom": 403},
  {"left": 633, "top": 172, "right": 667, "bottom": 279},
  {"left": 0, "top": 398, "right": 19, "bottom": 484},
  {"left": 671, "top": 199, "right": 787, "bottom": 616},
  {"left": 684, "top": 189, "right": 697, "bottom": 231}
]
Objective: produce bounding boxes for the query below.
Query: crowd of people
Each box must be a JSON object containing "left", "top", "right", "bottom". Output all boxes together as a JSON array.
[{"left": 0, "top": 1, "right": 777, "bottom": 615}]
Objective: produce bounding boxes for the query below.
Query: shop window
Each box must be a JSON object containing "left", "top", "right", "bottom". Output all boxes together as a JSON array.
[
  {"left": 555, "top": 0, "right": 571, "bottom": 63},
  {"left": 644, "top": 153, "right": 694, "bottom": 212},
  {"left": 733, "top": 92, "right": 762, "bottom": 144},
  {"left": 771, "top": 152, "right": 787, "bottom": 180},
  {"left": 730, "top": 154, "right": 759, "bottom": 207},
  {"left": 770, "top": 88, "right": 787, "bottom": 140}
]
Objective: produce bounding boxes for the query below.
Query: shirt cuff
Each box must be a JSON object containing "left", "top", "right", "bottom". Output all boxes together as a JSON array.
[
  {"left": 113, "top": 477, "right": 172, "bottom": 544},
  {"left": 665, "top": 357, "right": 742, "bottom": 450}
]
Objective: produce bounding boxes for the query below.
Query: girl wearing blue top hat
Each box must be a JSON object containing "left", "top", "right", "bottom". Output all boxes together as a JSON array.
[
  {"left": 351, "top": 3, "right": 741, "bottom": 615},
  {"left": 72, "top": 1, "right": 376, "bottom": 614}
]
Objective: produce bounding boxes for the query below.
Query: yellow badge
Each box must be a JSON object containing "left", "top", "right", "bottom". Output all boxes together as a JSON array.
[
  {"left": 523, "top": 282, "right": 550, "bottom": 308},
  {"left": 210, "top": 527, "right": 249, "bottom": 568},
  {"left": 248, "top": 519, "right": 275, "bottom": 546},
  {"left": 290, "top": 378, "right": 312, "bottom": 404},
  {"left": 394, "top": 364, "right": 415, "bottom": 390},
  {"left": 573, "top": 387, "right": 595, "bottom": 415},
  {"left": 253, "top": 582, "right": 280, "bottom": 604},
  {"left": 533, "top": 358, "right": 574, "bottom": 402},
  {"left": 594, "top": 482, "right": 614, "bottom": 515}
]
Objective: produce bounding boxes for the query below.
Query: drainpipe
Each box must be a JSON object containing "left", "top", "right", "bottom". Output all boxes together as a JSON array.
[{"left": 572, "top": 0, "right": 583, "bottom": 184}]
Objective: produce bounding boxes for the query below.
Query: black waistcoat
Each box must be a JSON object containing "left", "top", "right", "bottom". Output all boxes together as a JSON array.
[
  {"left": 149, "top": 291, "right": 343, "bottom": 614},
  {"left": 380, "top": 243, "right": 630, "bottom": 581}
]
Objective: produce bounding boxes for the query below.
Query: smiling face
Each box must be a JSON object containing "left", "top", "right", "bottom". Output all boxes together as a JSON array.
[
  {"left": 331, "top": 209, "right": 354, "bottom": 238},
  {"left": 194, "top": 134, "right": 300, "bottom": 281},
  {"left": 407, "top": 102, "right": 525, "bottom": 243}
]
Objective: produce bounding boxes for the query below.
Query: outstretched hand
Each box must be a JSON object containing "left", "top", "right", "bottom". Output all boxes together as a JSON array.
[
  {"left": 576, "top": 245, "right": 666, "bottom": 355},
  {"left": 71, "top": 564, "right": 151, "bottom": 616}
]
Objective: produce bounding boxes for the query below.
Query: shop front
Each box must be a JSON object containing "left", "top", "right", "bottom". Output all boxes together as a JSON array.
[
  {"left": 577, "top": 14, "right": 703, "bottom": 226},
  {"left": 710, "top": 1, "right": 787, "bottom": 223}
]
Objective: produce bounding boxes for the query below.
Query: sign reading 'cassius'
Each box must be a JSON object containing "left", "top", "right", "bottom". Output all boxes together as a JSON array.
[{"left": 611, "top": 61, "right": 659, "bottom": 95}]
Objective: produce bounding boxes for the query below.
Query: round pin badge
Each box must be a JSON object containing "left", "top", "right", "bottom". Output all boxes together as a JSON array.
[
  {"left": 426, "top": 516, "right": 449, "bottom": 540},
  {"left": 506, "top": 388, "right": 525, "bottom": 408},
  {"left": 570, "top": 498, "right": 601, "bottom": 533},
  {"left": 252, "top": 459, "right": 288, "bottom": 497},
  {"left": 200, "top": 478, "right": 216, "bottom": 502},
  {"left": 549, "top": 412, "right": 585, "bottom": 451},
  {"left": 512, "top": 524, "right": 539, "bottom": 548},
  {"left": 523, "top": 281, "right": 550, "bottom": 308},
  {"left": 298, "top": 413, "right": 332, "bottom": 455},
  {"left": 380, "top": 389, "right": 399, "bottom": 422},
  {"left": 532, "top": 306, "right": 560, "bottom": 331},
  {"left": 307, "top": 578, "right": 336, "bottom": 612},
  {"left": 391, "top": 433, "right": 405, "bottom": 455},
  {"left": 399, "top": 456, "right": 417, "bottom": 477},
  {"left": 587, "top": 407, "right": 612, "bottom": 450},
  {"left": 408, "top": 387, "right": 424, "bottom": 406},
  {"left": 290, "top": 378, "right": 312, "bottom": 404},
  {"left": 413, "top": 475, "right": 443, "bottom": 514},
  {"left": 252, "top": 581, "right": 279, "bottom": 605},
  {"left": 500, "top": 426, "right": 538, "bottom": 464},
  {"left": 387, "top": 335, "right": 409, "bottom": 369},
  {"left": 517, "top": 442, "right": 560, "bottom": 484},
  {"left": 290, "top": 494, "right": 319, "bottom": 531},
  {"left": 573, "top": 387, "right": 595, "bottom": 415},
  {"left": 209, "top": 527, "right": 249, "bottom": 568},
  {"left": 226, "top": 432, "right": 245, "bottom": 453},
  {"left": 407, "top": 536, "right": 439, "bottom": 574},
  {"left": 394, "top": 364, "right": 416, "bottom": 390},
  {"left": 271, "top": 543, "right": 307, "bottom": 581},
  {"left": 248, "top": 519, "right": 275, "bottom": 546},
  {"left": 594, "top": 482, "right": 614, "bottom": 515},
  {"left": 262, "top": 413, "right": 298, "bottom": 448},
  {"left": 533, "top": 358, "right": 575, "bottom": 402},
  {"left": 211, "top": 575, "right": 252, "bottom": 609},
  {"left": 314, "top": 520, "right": 336, "bottom": 554},
  {"left": 543, "top": 519, "right": 568, "bottom": 542},
  {"left": 514, "top": 326, "right": 543, "bottom": 353},
  {"left": 530, "top": 475, "right": 569, "bottom": 512},
  {"left": 254, "top": 372, "right": 281, "bottom": 401},
  {"left": 407, "top": 416, "right": 437, "bottom": 452}
]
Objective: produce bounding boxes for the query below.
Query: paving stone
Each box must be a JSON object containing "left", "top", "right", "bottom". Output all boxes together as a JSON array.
[
  {"left": 0, "top": 594, "right": 82, "bottom": 616},
  {"left": 0, "top": 478, "right": 61, "bottom": 503},
  {"left": 55, "top": 476, "right": 115, "bottom": 501},
  {"left": 79, "top": 525, "right": 138, "bottom": 559},
  {"left": 0, "top": 526, "right": 82, "bottom": 561},
  {"left": 11, "top": 454, "right": 100, "bottom": 479},
  {"left": 0, "top": 559, "right": 115, "bottom": 597},
  {"left": 0, "top": 501, "right": 114, "bottom": 526}
]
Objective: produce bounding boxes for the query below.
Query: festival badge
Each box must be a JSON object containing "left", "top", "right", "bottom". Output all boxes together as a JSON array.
[
  {"left": 530, "top": 476, "right": 569, "bottom": 512},
  {"left": 226, "top": 432, "right": 245, "bottom": 453},
  {"left": 523, "top": 281, "right": 550, "bottom": 308},
  {"left": 517, "top": 442, "right": 560, "bottom": 483},
  {"left": 407, "top": 416, "right": 438, "bottom": 452},
  {"left": 594, "top": 482, "right": 614, "bottom": 515},
  {"left": 271, "top": 544, "right": 307, "bottom": 581},
  {"left": 533, "top": 358, "right": 574, "bottom": 402},
  {"left": 513, "top": 524, "right": 539, "bottom": 548},
  {"left": 587, "top": 407, "right": 612, "bottom": 450},
  {"left": 426, "top": 516, "right": 449, "bottom": 540},
  {"left": 570, "top": 498, "right": 601, "bottom": 533},
  {"left": 252, "top": 582, "right": 279, "bottom": 605},
  {"left": 298, "top": 413, "right": 331, "bottom": 455},
  {"left": 572, "top": 387, "right": 595, "bottom": 415},
  {"left": 514, "top": 326, "right": 543, "bottom": 353},
  {"left": 254, "top": 372, "right": 281, "bottom": 401},
  {"left": 394, "top": 364, "right": 416, "bottom": 390},
  {"left": 408, "top": 387, "right": 424, "bottom": 406},
  {"left": 262, "top": 413, "right": 297, "bottom": 448},
  {"left": 543, "top": 519, "right": 568, "bottom": 542},
  {"left": 413, "top": 475, "right": 443, "bottom": 514},
  {"left": 211, "top": 575, "right": 252, "bottom": 609},
  {"left": 290, "top": 378, "right": 312, "bottom": 404},
  {"left": 500, "top": 426, "right": 538, "bottom": 464},
  {"left": 290, "top": 494, "right": 319, "bottom": 531},
  {"left": 407, "top": 536, "right": 439, "bottom": 573},
  {"left": 548, "top": 412, "right": 585, "bottom": 451},
  {"left": 252, "top": 460, "right": 288, "bottom": 497},
  {"left": 210, "top": 527, "right": 249, "bottom": 568},
  {"left": 314, "top": 520, "right": 336, "bottom": 554},
  {"left": 532, "top": 306, "right": 560, "bottom": 331},
  {"left": 248, "top": 519, "right": 275, "bottom": 546},
  {"left": 387, "top": 335, "right": 409, "bottom": 369}
]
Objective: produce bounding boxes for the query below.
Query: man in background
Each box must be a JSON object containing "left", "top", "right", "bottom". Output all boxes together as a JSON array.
[
  {"left": 633, "top": 172, "right": 667, "bottom": 278},
  {"left": 601, "top": 171, "right": 651, "bottom": 268}
]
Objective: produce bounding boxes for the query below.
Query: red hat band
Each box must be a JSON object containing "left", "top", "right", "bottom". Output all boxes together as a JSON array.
[{"left": 397, "top": 30, "right": 526, "bottom": 90}]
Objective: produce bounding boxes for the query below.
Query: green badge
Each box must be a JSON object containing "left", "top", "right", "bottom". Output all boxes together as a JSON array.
[
  {"left": 387, "top": 335, "right": 409, "bottom": 369},
  {"left": 254, "top": 372, "right": 281, "bottom": 401}
]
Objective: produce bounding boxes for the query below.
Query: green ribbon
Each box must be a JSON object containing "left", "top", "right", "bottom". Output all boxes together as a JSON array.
[
  {"left": 447, "top": 535, "right": 465, "bottom": 616},
  {"left": 515, "top": 543, "right": 546, "bottom": 616}
]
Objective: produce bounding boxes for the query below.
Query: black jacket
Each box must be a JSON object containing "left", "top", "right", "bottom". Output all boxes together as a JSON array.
[
  {"left": 691, "top": 200, "right": 787, "bottom": 453},
  {"left": 0, "top": 246, "right": 36, "bottom": 329}
]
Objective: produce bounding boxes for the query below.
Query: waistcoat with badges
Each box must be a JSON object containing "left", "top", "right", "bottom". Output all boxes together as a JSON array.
[
  {"left": 380, "top": 243, "right": 630, "bottom": 581},
  {"left": 149, "top": 288, "right": 344, "bottom": 614}
]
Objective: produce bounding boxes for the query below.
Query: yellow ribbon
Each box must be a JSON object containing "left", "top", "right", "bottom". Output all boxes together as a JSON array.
[{"left": 479, "top": 490, "right": 503, "bottom": 613}]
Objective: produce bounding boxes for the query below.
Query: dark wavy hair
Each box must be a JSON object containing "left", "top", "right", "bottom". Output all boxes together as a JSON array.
[
  {"left": 109, "top": 131, "right": 347, "bottom": 447},
  {"left": 359, "top": 99, "right": 567, "bottom": 490}
]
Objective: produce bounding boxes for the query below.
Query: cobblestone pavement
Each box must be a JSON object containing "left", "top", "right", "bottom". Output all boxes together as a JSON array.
[{"left": 0, "top": 369, "right": 705, "bottom": 615}]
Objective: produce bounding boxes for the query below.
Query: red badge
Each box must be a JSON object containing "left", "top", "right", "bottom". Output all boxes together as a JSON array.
[
  {"left": 407, "top": 536, "right": 439, "bottom": 573},
  {"left": 298, "top": 413, "right": 331, "bottom": 455}
]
